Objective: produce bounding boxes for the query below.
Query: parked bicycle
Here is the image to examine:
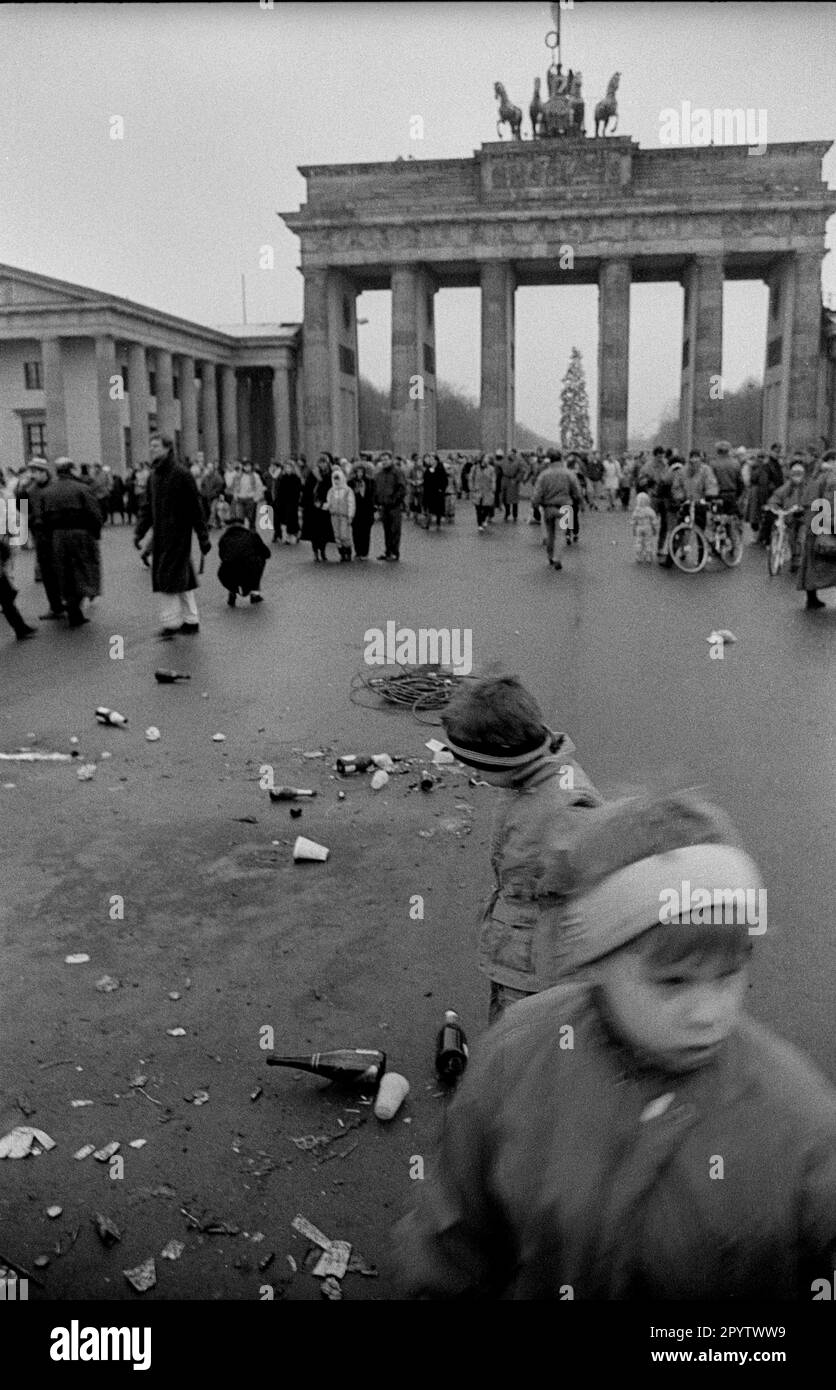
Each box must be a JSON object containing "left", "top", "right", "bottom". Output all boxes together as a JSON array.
[
  {"left": 668, "top": 498, "right": 744, "bottom": 573},
  {"left": 763, "top": 504, "right": 803, "bottom": 577}
]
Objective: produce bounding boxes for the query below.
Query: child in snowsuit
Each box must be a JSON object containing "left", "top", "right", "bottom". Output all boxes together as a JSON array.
[
  {"left": 631, "top": 489, "right": 659, "bottom": 562},
  {"left": 440, "top": 675, "right": 603, "bottom": 1023},
  {"left": 325, "top": 466, "right": 356, "bottom": 562},
  {"left": 394, "top": 789, "right": 836, "bottom": 1299}
]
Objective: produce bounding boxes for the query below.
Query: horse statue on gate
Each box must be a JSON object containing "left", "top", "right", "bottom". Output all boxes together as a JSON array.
[
  {"left": 494, "top": 82, "right": 522, "bottom": 140},
  {"left": 594, "top": 72, "right": 620, "bottom": 136},
  {"left": 529, "top": 77, "right": 543, "bottom": 139}
]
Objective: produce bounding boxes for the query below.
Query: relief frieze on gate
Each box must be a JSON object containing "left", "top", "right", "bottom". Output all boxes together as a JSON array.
[{"left": 480, "top": 142, "right": 631, "bottom": 199}]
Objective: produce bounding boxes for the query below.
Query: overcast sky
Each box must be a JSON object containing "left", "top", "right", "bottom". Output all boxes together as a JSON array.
[{"left": 2, "top": 2, "right": 834, "bottom": 440}]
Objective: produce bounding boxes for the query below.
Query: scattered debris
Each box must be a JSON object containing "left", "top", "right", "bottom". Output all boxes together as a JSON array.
[
  {"left": 347, "top": 1250, "right": 379, "bottom": 1278},
  {"left": 77, "top": 763, "right": 97, "bottom": 780},
  {"left": 707, "top": 629, "right": 737, "bottom": 645},
  {"left": 33, "top": 1255, "right": 50, "bottom": 1269},
  {"left": 100, "top": 751, "right": 111, "bottom": 759},
  {"left": 95, "top": 975, "right": 120, "bottom": 992},
  {"left": 371, "top": 753, "right": 395, "bottom": 771},
  {"left": 312, "top": 1241, "right": 351, "bottom": 1280},
  {"left": 154, "top": 670, "right": 191, "bottom": 684},
  {"left": 286, "top": 1255, "right": 297, "bottom": 1273},
  {"left": 290, "top": 806, "right": 302, "bottom": 819},
  {"left": 291, "top": 1215, "right": 333, "bottom": 1250},
  {"left": 432, "top": 750, "right": 455, "bottom": 766},
  {"left": 160, "top": 1239, "right": 185, "bottom": 1261},
  {"left": 130, "top": 1074, "right": 149, "bottom": 1088},
  {"left": 370, "top": 769, "right": 389, "bottom": 791},
  {"left": 374, "top": 1072, "right": 410, "bottom": 1121},
  {"left": 46, "top": 1205, "right": 63, "bottom": 1219},
  {"left": 320, "top": 1276, "right": 342, "bottom": 1300},
  {"left": 269, "top": 786, "right": 316, "bottom": 802},
  {"left": 71, "top": 1100, "right": 94, "bottom": 1108},
  {"left": 65, "top": 954, "right": 90, "bottom": 965},
  {"left": 419, "top": 771, "right": 435, "bottom": 792},
  {"left": 234, "top": 815, "right": 258, "bottom": 823},
  {"left": 93, "top": 1214, "right": 121, "bottom": 1247},
  {"left": 167, "top": 1028, "right": 186, "bottom": 1037},
  {"left": 95, "top": 708, "right": 128, "bottom": 728},
  {"left": 188, "top": 1091, "right": 209, "bottom": 1107},
  {"left": 249, "top": 1087, "right": 263, "bottom": 1103},
  {"left": 302, "top": 750, "right": 325, "bottom": 759},
  {"left": 0, "top": 751, "right": 72, "bottom": 762},
  {"left": 211, "top": 733, "right": 226, "bottom": 742},
  {"left": 93, "top": 1141, "right": 120, "bottom": 1163},
  {"left": 129, "top": 1139, "right": 147, "bottom": 1149},
  {"left": 337, "top": 790, "right": 346, "bottom": 800},
  {"left": 145, "top": 727, "right": 161, "bottom": 742},
  {"left": 16, "top": 1096, "right": 35, "bottom": 1118},
  {"left": 168, "top": 991, "right": 181, "bottom": 1001},
  {"left": 74, "top": 1145, "right": 95, "bottom": 1161},
  {"left": 468, "top": 775, "right": 489, "bottom": 787},
  {"left": 258, "top": 1252, "right": 275, "bottom": 1273},
  {"left": 293, "top": 835, "right": 329, "bottom": 862},
  {"left": 0, "top": 1126, "right": 56, "bottom": 1159},
  {"left": 123, "top": 1257, "right": 156, "bottom": 1293},
  {"left": 181, "top": 1208, "right": 239, "bottom": 1235}
]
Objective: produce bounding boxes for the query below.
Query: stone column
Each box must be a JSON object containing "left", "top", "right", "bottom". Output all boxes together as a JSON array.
[
  {"left": 220, "top": 365, "right": 237, "bottom": 463},
  {"left": 237, "top": 371, "right": 252, "bottom": 460},
  {"left": 128, "top": 342, "right": 150, "bottom": 466},
  {"left": 41, "top": 336, "right": 68, "bottom": 460},
  {"left": 679, "top": 255, "right": 724, "bottom": 455},
  {"left": 597, "top": 258, "right": 631, "bottom": 455},
  {"left": 200, "top": 362, "right": 219, "bottom": 461},
  {"left": 391, "top": 265, "right": 437, "bottom": 458},
  {"left": 301, "top": 268, "right": 359, "bottom": 460},
  {"left": 480, "top": 262, "right": 516, "bottom": 452},
  {"left": 785, "top": 250, "right": 823, "bottom": 453},
  {"left": 179, "top": 354, "right": 199, "bottom": 461},
  {"left": 155, "top": 348, "right": 176, "bottom": 440},
  {"left": 302, "top": 268, "right": 332, "bottom": 462},
  {"left": 271, "top": 350, "right": 293, "bottom": 460},
  {"left": 95, "top": 334, "right": 124, "bottom": 472}
]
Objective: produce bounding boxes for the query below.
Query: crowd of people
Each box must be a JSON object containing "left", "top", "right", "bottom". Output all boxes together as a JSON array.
[{"left": 2, "top": 434, "right": 835, "bottom": 642}]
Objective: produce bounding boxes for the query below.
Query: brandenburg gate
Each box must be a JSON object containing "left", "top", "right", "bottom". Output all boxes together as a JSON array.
[{"left": 280, "top": 62, "right": 834, "bottom": 460}]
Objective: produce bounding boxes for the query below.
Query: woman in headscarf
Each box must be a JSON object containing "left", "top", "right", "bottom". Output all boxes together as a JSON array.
[
  {"left": 325, "top": 465, "right": 356, "bottom": 562},
  {"left": 301, "top": 453, "right": 335, "bottom": 562},
  {"left": 349, "top": 461, "right": 375, "bottom": 560}
]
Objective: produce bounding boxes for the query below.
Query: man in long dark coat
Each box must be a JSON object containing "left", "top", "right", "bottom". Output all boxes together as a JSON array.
[
  {"left": 39, "top": 458, "right": 103, "bottom": 627},
  {"left": 134, "top": 434, "right": 211, "bottom": 639}
]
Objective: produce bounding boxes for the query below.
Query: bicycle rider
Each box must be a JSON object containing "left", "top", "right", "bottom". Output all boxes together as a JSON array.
[
  {"left": 765, "top": 459, "right": 807, "bottom": 572},
  {"left": 711, "top": 440, "right": 745, "bottom": 534},
  {"left": 676, "top": 450, "right": 719, "bottom": 530}
]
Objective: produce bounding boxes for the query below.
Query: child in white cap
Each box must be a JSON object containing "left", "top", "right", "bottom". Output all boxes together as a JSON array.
[{"left": 394, "top": 789, "right": 836, "bottom": 1298}]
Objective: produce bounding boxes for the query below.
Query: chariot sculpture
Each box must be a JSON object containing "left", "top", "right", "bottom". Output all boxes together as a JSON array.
[{"left": 493, "top": 4, "right": 621, "bottom": 143}]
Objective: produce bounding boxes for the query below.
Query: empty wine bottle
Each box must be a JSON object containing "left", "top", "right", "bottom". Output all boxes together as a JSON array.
[
  {"left": 266, "top": 1048, "right": 386, "bottom": 1089},
  {"left": 269, "top": 786, "right": 316, "bottom": 802},
  {"left": 435, "top": 1010, "right": 468, "bottom": 1083},
  {"left": 154, "top": 669, "right": 191, "bottom": 684},
  {"left": 336, "top": 755, "right": 372, "bottom": 776}
]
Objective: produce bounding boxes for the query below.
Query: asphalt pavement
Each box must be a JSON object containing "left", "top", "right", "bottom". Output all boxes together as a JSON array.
[{"left": 1, "top": 499, "right": 834, "bottom": 1299}]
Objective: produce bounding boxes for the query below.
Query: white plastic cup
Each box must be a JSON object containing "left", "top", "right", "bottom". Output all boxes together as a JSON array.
[
  {"left": 374, "top": 1072, "right": 410, "bottom": 1121},
  {"left": 293, "top": 835, "right": 329, "bottom": 862},
  {"left": 370, "top": 769, "right": 389, "bottom": 791}
]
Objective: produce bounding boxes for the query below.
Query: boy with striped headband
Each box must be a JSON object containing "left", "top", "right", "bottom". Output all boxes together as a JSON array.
[
  {"left": 394, "top": 790, "right": 836, "bottom": 1299},
  {"left": 441, "top": 674, "right": 602, "bottom": 1023}
]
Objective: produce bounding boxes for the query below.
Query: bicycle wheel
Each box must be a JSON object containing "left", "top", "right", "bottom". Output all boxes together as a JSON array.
[
  {"left": 768, "top": 525, "right": 785, "bottom": 577},
  {"left": 715, "top": 521, "right": 744, "bottom": 568},
  {"left": 668, "top": 523, "right": 708, "bottom": 573}
]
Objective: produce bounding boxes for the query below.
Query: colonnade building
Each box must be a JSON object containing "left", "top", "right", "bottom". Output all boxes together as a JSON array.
[{"left": 0, "top": 264, "right": 301, "bottom": 472}]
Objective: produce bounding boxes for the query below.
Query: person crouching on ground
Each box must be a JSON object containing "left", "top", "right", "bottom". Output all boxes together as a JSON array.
[
  {"left": 440, "top": 674, "right": 602, "bottom": 1023},
  {"left": 325, "top": 465, "right": 356, "bottom": 562},
  {"left": 393, "top": 789, "right": 836, "bottom": 1299},
  {"left": 217, "top": 520, "right": 270, "bottom": 606},
  {"left": 631, "top": 490, "right": 659, "bottom": 563}
]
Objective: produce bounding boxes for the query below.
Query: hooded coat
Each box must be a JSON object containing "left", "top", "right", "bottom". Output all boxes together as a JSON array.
[
  {"left": 469, "top": 461, "right": 496, "bottom": 508},
  {"left": 479, "top": 741, "right": 602, "bottom": 990},
  {"left": 135, "top": 453, "right": 209, "bottom": 594},
  {"left": 393, "top": 982, "right": 836, "bottom": 1299},
  {"left": 325, "top": 469, "right": 356, "bottom": 545}
]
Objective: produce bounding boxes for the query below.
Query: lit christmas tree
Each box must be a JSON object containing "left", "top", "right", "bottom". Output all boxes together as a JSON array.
[{"left": 560, "top": 348, "right": 594, "bottom": 453}]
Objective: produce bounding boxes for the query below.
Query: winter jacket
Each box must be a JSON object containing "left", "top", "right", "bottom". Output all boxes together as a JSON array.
[
  {"left": 480, "top": 744, "right": 602, "bottom": 990},
  {"left": 796, "top": 465, "right": 836, "bottom": 594},
  {"left": 712, "top": 456, "right": 744, "bottom": 500},
  {"left": 469, "top": 462, "right": 496, "bottom": 508},
  {"left": 531, "top": 465, "right": 582, "bottom": 513},
  {"left": 767, "top": 478, "right": 806, "bottom": 512},
  {"left": 373, "top": 463, "right": 406, "bottom": 510},
  {"left": 39, "top": 477, "right": 102, "bottom": 537},
  {"left": 393, "top": 983, "right": 836, "bottom": 1299},
  {"left": 499, "top": 456, "right": 523, "bottom": 504}
]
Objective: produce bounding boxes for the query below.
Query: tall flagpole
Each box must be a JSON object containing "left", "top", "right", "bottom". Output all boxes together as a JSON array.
[{"left": 551, "top": 1, "right": 561, "bottom": 69}]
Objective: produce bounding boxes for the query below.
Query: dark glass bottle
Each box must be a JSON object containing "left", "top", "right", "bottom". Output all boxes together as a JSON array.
[
  {"left": 336, "top": 755, "right": 372, "bottom": 776},
  {"left": 267, "top": 1048, "right": 386, "bottom": 1088},
  {"left": 435, "top": 1010, "right": 468, "bottom": 1082},
  {"left": 154, "top": 669, "right": 191, "bottom": 683}
]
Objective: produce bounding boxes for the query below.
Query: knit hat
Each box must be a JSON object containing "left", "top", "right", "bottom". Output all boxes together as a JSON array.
[
  {"left": 634, "top": 491, "right": 651, "bottom": 508},
  {"left": 538, "top": 790, "right": 764, "bottom": 976},
  {"left": 715, "top": 440, "right": 732, "bottom": 454}
]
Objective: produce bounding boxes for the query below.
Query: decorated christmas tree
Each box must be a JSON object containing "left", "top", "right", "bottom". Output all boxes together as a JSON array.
[{"left": 560, "top": 348, "right": 594, "bottom": 453}]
